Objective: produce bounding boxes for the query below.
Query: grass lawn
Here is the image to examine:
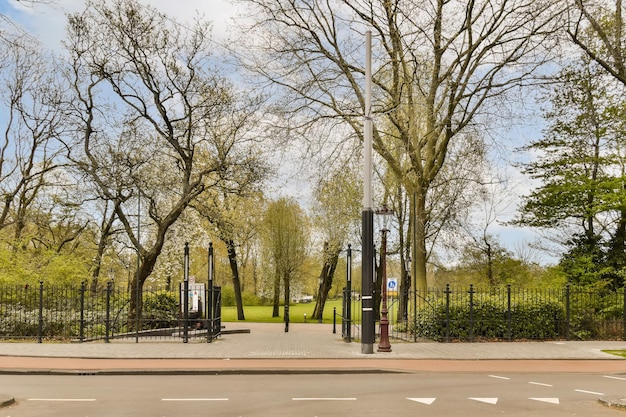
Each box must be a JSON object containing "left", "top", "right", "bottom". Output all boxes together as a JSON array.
[
  {"left": 221, "top": 299, "right": 346, "bottom": 324},
  {"left": 603, "top": 350, "right": 626, "bottom": 358}
]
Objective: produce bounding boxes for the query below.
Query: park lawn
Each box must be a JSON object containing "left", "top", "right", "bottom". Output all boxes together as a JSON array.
[
  {"left": 221, "top": 299, "right": 344, "bottom": 324},
  {"left": 603, "top": 350, "right": 626, "bottom": 358}
]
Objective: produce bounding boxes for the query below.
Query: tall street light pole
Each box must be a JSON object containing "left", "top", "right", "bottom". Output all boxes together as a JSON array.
[{"left": 361, "top": 30, "right": 375, "bottom": 354}]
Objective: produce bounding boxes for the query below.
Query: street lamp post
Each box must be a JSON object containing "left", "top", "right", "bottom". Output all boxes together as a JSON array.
[
  {"left": 361, "top": 30, "right": 375, "bottom": 354},
  {"left": 376, "top": 205, "right": 393, "bottom": 353},
  {"left": 378, "top": 227, "right": 391, "bottom": 352}
]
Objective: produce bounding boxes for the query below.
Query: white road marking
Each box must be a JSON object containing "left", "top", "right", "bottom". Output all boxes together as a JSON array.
[
  {"left": 604, "top": 375, "right": 626, "bottom": 381},
  {"left": 575, "top": 389, "right": 605, "bottom": 396},
  {"left": 529, "top": 381, "right": 553, "bottom": 387},
  {"left": 162, "top": 398, "right": 229, "bottom": 401},
  {"left": 469, "top": 397, "right": 498, "bottom": 404},
  {"left": 407, "top": 397, "right": 436, "bottom": 405},
  {"left": 488, "top": 375, "right": 510, "bottom": 380},
  {"left": 529, "top": 397, "right": 560, "bottom": 404},
  {"left": 28, "top": 398, "right": 96, "bottom": 402},
  {"left": 293, "top": 397, "right": 357, "bottom": 401}
]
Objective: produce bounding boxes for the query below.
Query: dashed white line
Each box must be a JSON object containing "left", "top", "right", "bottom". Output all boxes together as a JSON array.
[
  {"left": 489, "top": 375, "right": 510, "bottom": 380},
  {"left": 28, "top": 398, "right": 96, "bottom": 402},
  {"left": 604, "top": 375, "right": 626, "bottom": 381},
  {"left": 293, "top": 397, "right": 357, "bottom": 401},
  {"left": 575, "top": 389, "right": 605, "bottom": 396},
  {"left": 162, "top": 398, "right": 229, "bottom": 401},
  {"left": 529, "top": 381, "right": 553, "bottom": 387}
]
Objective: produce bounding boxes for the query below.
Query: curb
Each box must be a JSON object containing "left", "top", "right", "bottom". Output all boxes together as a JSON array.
[
  {"left": 599, "top": 396, "right": 626, "bottom": 411},
  {"left": 0, "top": 368, "right": 403, "bottom": 376},
  {"left": 0, "top": 394, "right": 14, "bottom": 408}
]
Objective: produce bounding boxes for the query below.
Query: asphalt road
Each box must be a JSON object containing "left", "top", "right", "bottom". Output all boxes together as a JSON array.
[{"left": 2, "top": 373, "right": 626, "bottom": 416}]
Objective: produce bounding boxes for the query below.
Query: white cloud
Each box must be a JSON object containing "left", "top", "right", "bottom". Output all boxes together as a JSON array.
[{"left": 5, "top": 0, "right": 238, "bottom": 52}]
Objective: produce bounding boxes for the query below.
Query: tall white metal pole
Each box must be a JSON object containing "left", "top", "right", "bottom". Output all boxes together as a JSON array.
[
  {"left": 361, "top": 30, "right": 375, "bottom": 354},
  {"left": 363, "top": 30, "right": 372, "bottom": 212}
]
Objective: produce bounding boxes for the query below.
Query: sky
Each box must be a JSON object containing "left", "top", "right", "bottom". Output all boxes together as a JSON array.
[
  {"left": 1, "top": 0, "right": 559, "bottom": 266},
  {"left": 3, "top": 0, "right": 237, "bottom": 47}
]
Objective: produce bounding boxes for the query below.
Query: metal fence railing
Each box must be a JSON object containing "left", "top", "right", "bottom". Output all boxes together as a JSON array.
[
  {"left": 0, "top": 281, "right": 221, "bottom": 343},
  {"left": 340, "top": 284, "right": 626, "bottom": 343},
  {"left": 3, "top": 282, "right": 624, "bottom": 343}
]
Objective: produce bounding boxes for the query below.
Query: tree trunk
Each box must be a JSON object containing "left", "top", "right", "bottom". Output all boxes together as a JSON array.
[
  {"left": 397, "top": 186, "right": 410, "bottom": 322},
  {"left": 413, "top": 190, "right": 429, "bottom": 293},
  {"left": 398, "top": 257, "right": 410, "bottom": 322},
  {"left": 283, "top": 273, "right": 290, "bottom": 327},
  {"left": 128, "top": 270, "right": 144, "bottom": 330},
  {"left": 486, "top": 241, "right": 495, "bottom": 286},
  {"left": 226, "top": 238, "right": 245, "bottom": 320},
  {"left": 272, "top": 271, "right": 280, "bottom": 317},
  {"left": 312, "top": 242, "right": 340, "bottom": 321},
  {"left": 90, "top": 209, "right": 117, "bottom": 293},
  {"left": 607, "top": 201, "right": 626, "bottom": 289},
  {"left": 127, "top": 247, "right": 162, "bottom": 328}
]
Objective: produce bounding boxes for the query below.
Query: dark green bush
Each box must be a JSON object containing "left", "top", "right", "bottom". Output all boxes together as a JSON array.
[
  {"left": 413, "top": 298, "right": 566, "bottom": 341},
  {"left": 142, "top": 291, "right": 179, "bottom": 329},
  {"left": 221, "top": 287, "right": 264, "bottom": 306}
]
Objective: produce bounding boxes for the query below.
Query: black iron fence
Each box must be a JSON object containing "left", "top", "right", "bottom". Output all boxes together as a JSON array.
[
  {"left": 4, "top": 282, "right": 624, "bottom": 343},
  {"left": 343, "top": 284, "right": 626, "bottom": 343},
  {"left": 0, "top": 281, "right": 221, "bottom": 342}
]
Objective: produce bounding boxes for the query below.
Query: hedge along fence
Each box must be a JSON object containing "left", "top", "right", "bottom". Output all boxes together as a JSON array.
[
  {"left": 0, "top": 281, "right": 181, "bottom": 341},
  {"left": 2, "top": 282, "right": 626, "bottom": 342},
  {"left": 410, "top": 284, "right": 626, "bottom": 342}
]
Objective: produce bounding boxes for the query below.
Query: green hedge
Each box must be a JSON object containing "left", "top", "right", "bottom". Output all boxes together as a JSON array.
[
  {"left": 413, "top": 300, "right": 566, "bottom": 341},
  {"left": 411, "top": 291, "right": 624, "bottom": 341}
]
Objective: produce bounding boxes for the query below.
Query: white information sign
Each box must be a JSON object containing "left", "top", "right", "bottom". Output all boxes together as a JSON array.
[
  {"left": 180, "top": 283, "right": 205, "bottom": 314},
  {"left": 387, "top": 278, "right": 398, "bottom": 297}
]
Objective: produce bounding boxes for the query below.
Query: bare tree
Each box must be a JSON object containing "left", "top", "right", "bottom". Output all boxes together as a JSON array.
[
  {"left": 568, "top": 0, "right": 626, "bottom": 86},
  {"left": 191, "top": 88, "right": 271, "bottom": 321},
  {"left": 235, "top": 0, "right": 562, "bottom": 291},
  {"left": 63, "top": 0, "right": 262, "bottom": 322},
  {"left": 0, "top": 33, "right": 66, "bottom": 243}
]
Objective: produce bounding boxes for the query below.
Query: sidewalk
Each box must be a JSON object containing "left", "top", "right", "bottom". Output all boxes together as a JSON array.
[{"left": 1, "top": 322, "right": 626, "bottom": 375}]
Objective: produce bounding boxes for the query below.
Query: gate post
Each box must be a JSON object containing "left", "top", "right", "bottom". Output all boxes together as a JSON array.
[
  {"left": 79, "top": 281, "right": 86, "bottom": 342},
  {"left": 183, "top": 242, "right": 189, "bottom": 343},
  {"left": 445, "top": 284, "right": 451, "bottom": 343},
  {"left": 507, "top": 284, "right": 512, "bottom": 342},
  {"left": 38, "top": 281, "right": 44, "bottom": 343},
  {"left": 105, "top": 281, "right": 112, "bottom": 343},
  {"left": 565, "top": 284, "right": 571, "bottom": 341},
  {"left": 207, "top": 242, "right": 214, "bottom": 342},
  {"left": 623, "top": 285, "right": 626, "bottom": 341},
  {"left": 345, "top": 245, "right": 352, "bottom": 342},
  {"left": 469, "top": 284, "right": 475, "bottom": 342}
]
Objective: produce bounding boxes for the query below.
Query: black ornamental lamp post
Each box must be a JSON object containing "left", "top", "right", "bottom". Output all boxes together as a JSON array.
[{"left": 376, "top": 205, "right": 393, "bottom": 352}]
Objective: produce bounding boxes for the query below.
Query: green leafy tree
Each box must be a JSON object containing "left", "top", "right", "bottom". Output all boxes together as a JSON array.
[
  {"left": 516, "top": 58, "right": 626, "bottom": 288},
  {"left": 311, "top": 164, "right": 361, "bottom": 321},
  {"left": 261, "top": 198, "right": 309, "bottom": 319}
]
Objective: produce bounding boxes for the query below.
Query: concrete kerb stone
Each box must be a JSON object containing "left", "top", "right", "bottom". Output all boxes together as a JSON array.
[
  {"left": 599, "top": 396, "right": 626, "bottom": 411},
  {"left": 0, "top": 394, "right": 14, "bottom": 408}
]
